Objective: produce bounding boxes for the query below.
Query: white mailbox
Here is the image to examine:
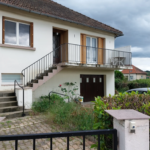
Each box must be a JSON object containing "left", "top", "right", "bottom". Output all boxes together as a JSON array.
[{"left": 105, "top": 109, "right": 150, "bottom": 150}]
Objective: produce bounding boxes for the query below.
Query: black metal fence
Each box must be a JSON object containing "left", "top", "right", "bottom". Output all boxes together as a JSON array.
[{"left": 0, "top": 129, "right": 117, "bottom": 150}]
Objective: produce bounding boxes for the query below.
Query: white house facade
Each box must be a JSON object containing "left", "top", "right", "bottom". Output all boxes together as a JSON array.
[{"left": 0, "top": 0, "right": 132, "bottom": 116}]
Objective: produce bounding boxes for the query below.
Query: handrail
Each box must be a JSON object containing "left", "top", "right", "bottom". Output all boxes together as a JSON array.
[
  {"left": 49, "top": 91, "right": 69, "bottom": 106},
  {"left": 14, "top": 80, "right": 25, "bottom": 117},
  {"left": 21, "top": 43, "right": 132, "bottom": 86}
]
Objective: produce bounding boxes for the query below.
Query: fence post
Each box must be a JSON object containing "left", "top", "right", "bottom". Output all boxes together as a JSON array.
[{"left": 105, "top": 109, "right": 150, "bottom": 150}]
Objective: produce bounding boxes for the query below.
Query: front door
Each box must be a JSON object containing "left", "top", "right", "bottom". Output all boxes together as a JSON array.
[
  {"left": 53, "top": 33, "right": 60, "bottom": 64},
  {"left": 80, "top": 75, "right": 104, "bottom": 102},
  {"left": 86, "top": 37, "right": 97, "bottom": 64}
]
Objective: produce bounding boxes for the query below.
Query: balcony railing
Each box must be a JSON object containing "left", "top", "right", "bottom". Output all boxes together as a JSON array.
[
  {"left": 22, "top": 43, "right": 132, "bottom": 86},
  {"left": 54, "top": 43, "right": 132, "bottom": 66}
]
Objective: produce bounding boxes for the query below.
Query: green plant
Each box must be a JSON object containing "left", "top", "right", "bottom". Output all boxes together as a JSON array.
[
  {"left": 47, "top": 99, "right": 94, "bottom": 131},
  {"left": 115, "top": 70, "right": 124, "bottom": 80},
  {"left": 59, "top": 82, "right": 79, "bottom": 101},
  {"left": 92, "top": 92, "right": 150, "bottom": 149},
  {"left": 32, "top": 94, "right": 64, "bottom": 112}
]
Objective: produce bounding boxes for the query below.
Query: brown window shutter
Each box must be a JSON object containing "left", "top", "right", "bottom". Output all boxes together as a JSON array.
[
  {"left": 2, "top": 16, "right": 5, "bottom": 44},
  {"left": 30, "top": 23, "right": 33, "bottom": 47},
  {"left": 80, "top": 34, "right": 86, "bottom": 64},
  {"left": 98, "top": 38, "right": 104, "bottom": 64}
]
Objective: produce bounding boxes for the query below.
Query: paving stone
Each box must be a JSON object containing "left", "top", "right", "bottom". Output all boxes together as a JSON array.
[{"left": 0, "top": 116, "right": 96, "bottom": 150}]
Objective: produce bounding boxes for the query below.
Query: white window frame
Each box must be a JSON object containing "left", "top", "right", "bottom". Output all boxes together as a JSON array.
[
  {"left": 5, "top": 19, "right": 30, "bottom": 47},
  {"left": 86, "top": 36, "right": 98, "bottom": 64}
]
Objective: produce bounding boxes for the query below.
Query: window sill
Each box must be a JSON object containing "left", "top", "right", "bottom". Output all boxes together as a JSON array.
[{"left": 0, "top": 44, "right": 36, "bottom": 51}]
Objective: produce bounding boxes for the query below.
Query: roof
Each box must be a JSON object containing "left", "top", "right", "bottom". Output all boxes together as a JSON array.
[
  {"left": 122, "top": 65, "right": 147, "bottom": 75},
  {"left": 0, "top": 0, "right": 123, "bottom": 37}
]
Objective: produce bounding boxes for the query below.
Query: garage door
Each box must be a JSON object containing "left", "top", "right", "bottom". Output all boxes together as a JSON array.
[{"left": 80, "top": 75, "right": 104, "bottom": 102}]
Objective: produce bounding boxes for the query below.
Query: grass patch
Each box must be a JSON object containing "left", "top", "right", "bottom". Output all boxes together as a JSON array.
[{"left": 32, "top": 94, "right": 94, "bottom": 131}]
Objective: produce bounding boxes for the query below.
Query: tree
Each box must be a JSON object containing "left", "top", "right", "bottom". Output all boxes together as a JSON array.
[{"left": 115, "top": 70, "right": 124, "bottom": 80}]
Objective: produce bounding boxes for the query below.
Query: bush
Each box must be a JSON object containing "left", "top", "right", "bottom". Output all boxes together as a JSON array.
[
  {"left": 92, "top": 92, "right": 150, "bottom": 149},
  {"left": 32, "top": 94, "right": 64, "bottom": 112},
  {"left": 47, "top": 100, "right": 94, "bottom": 131},
  {"left": 128, "top": 79, "right": 150, "bottom": 89},
  {"left": 115, "top": 70, "right": 124, "bottom": 80}
]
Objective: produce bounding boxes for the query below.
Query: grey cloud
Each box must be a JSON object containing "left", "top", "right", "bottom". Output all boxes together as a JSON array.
[{"left": 54, "top": 0, "right": 150, "bottom": 57}]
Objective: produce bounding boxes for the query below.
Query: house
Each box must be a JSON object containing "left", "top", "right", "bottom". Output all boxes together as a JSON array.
[
  {"left": 0, "top": 0, "right": 132, "bottom": 116},
  {"left": 122, "top": 65, "right": 147, "bottom": 81}
]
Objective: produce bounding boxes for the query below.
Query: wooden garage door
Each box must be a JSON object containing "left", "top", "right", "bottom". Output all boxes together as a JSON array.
[{"left": 80, "top": 75, "right": 104, "bottom": 102}]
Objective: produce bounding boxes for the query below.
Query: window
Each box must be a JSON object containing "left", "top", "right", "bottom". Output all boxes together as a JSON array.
[
  {"left": 86, "top": 78, "right": 89, "bottom": 83},
  {"left": 141, "top": 76, "right": 143, "bottom": 79},
  {"left": 99, "top": 78, "right": 102, "bottom": 82},
  {"left": 93, "top": 78, "right": 96, "bottom": 83},
  {"left": 2, "top": 74, "right": 23, "bottom": 85},
  {"left": 130, "top": 76, "right": 133, "bottom": 80},
  {"left": 2, "top": 17, "right": 33, "bottom": 47}
]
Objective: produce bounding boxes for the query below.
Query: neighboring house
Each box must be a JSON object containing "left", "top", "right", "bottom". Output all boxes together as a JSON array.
[
  {"left": 122, "top": 65, "right": 147, "bottom": 81},
  {"left": 0, "top": 0, "right": 132, "bottom": 104}
]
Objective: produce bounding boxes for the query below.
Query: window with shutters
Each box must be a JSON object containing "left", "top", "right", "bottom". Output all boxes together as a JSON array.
[{"left": 2, "top": 17, "right": 33, "bottom": 47}]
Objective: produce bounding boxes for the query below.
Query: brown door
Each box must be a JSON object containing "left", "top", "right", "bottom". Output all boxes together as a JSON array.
[{"left": 80, "top": 75, "right": 104, "bottom": 102}]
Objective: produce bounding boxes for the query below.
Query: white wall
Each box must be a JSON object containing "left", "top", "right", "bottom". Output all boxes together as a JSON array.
[
  {"left": 0, "top": 6, "right": 115, "bottom": 91},
  {"left": 33, "top": 68, "right": 115, "bottom": 101},
  {"left": 124, "top": 74, "right": 137, "bottom": 81}
]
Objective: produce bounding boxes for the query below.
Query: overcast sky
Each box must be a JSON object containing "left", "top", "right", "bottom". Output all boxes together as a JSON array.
[{"left": 54, "top": 0, "right": 150, "bottom": 71}]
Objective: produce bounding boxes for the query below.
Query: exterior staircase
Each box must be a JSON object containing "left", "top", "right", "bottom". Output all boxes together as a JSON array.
[
  {"left": 0, "top": 91, "right": 31, "bottom": 119},
  {"left": 26, "top": 66, "right": 63, "bottom": 91}
]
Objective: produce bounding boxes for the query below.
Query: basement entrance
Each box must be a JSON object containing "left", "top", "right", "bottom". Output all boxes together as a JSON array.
[{"left": 80, "top": 75, "right": 104, "bottom": 102}]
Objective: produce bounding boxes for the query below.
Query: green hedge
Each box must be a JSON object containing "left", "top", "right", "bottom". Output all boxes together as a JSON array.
[
  {"left": 92, "top": 91, "right": 150, "bottom": 149},
  {"left": 115, "top": 79, "right": 150, "bottom": 91}
]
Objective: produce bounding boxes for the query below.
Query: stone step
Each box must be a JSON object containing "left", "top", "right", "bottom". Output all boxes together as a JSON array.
[
  {"left": 0, "top": 101, "right": 17, "bottom": 107},
  {"left": 0, "top": 106, "right": 22, "bottom": 113},
  {"left": 0, "top": 96, "right": 16, "bottom": 102},
  {"left": 0, "top": 91, "right": 15, "bottom": 97},
  {"left": 0, "top": 110, "right": 32, "bottom": 119}
]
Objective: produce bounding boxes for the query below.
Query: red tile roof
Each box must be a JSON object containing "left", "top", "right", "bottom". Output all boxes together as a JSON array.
[
  {"left": 122, "top": 65, "right": 147, "bottom": 74},
  {"left": 0, "top": 0, "right": 123, "bottom": 37}
]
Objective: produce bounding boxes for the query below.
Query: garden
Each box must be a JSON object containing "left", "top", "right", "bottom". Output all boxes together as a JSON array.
[{"left": 32, "top": 82, "right": 150, "bottom": 150}]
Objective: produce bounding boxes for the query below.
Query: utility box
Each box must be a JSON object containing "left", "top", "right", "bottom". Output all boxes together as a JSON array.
[{"left": 105, "top": 109, "right": 150, "bottom": 150}]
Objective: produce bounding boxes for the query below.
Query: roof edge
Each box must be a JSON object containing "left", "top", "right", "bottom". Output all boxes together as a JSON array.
[{"left": 0, "top": 2, "right": 123, "bottom": 37}]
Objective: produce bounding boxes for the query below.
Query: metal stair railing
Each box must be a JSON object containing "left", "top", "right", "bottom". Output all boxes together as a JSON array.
[
  {"left": 14, "top": 80, "right": 25, "bottom": 117},
  {"left": 21, "top": 45, "right": 62, "bottom": 86}
]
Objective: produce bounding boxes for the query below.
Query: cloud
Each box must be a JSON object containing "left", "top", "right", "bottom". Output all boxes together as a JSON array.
[
  {"left": 132, "top": 58, "right": 150, "bottom": 71},
  {"left": 54, "top": 0, "right": 150, "bottom": 58}
]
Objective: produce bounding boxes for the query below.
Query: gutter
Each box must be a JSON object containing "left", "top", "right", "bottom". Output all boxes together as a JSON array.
[{"left": 0, "top": 2, "right": 123, "bottom": 37}]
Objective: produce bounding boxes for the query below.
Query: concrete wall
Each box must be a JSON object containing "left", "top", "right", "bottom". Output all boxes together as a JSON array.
[
  {"left": 33, "top": 68, "right": 115, "bottom": 101},
  {"left": 0, "top": 5, "right": 115, "bottom": 91}
]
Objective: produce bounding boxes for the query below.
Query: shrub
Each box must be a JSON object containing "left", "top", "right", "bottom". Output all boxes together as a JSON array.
[
  {"left": 32, "top": 94, "right": 64, "bottom": 112},
  {"left": 115, "top": 70, "right": 124, "bottom": 80},
  {"left": 92, "top": 92, "right": 150, "bottom": 149}
]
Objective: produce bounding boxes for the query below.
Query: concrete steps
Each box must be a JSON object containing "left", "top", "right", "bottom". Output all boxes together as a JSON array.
[
  {"left": 0, "top": 91, "right": 31, "bottom": 119},
  {"left": 0, "top": 110, "right": 31, "bottom": 119},
  {"left": 26, "top": 66, "right": 63, "bottom": 91}
]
